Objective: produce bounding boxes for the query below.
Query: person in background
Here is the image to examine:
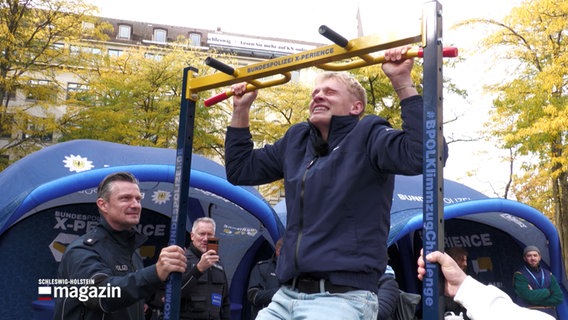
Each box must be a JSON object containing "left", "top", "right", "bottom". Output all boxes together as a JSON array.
[
  {"left": 417, "top": 249, "right": 555, "bottom": 320},
  {"left": 247, "top": 238, "right": 283, "bottom": 318},
  {"left": 226, "top": 45, "right": 448, "bottom": 320},
  {"left": 446, "top": 247, "right": 468, "bottom": 272},
  {"left": 54, "top": 172, "right": 187, "bottom": 320},
  {"left": 445, "top": 247, "right": 470, "bottom": 320},
  {"left": 179, "top": 217, "right": 230, "bottom": 320},
  {"left": 513, "top": 245, "right": 563, "bottom": 319},
  {"left": 377, "top": 265, "right": 399, "bottom": 320}
]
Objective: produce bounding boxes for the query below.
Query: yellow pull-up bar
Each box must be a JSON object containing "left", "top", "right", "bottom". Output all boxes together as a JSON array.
[
  {"left": 204, "top": 46, "right": 457, "bottom": 106},
  {"left": 185, "top": 22, "right": 457, "bottom": 106}
]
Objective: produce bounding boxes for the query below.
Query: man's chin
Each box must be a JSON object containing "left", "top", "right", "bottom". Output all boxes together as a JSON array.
[
  {"left": 309, "top": 114, "right": 328, "bottom": 122},
  {"left": 127, "top": 217, "right": 140, "bottom": 226},
  {"left": 309, "top": 116, "right": 330, "bottom": 130}
]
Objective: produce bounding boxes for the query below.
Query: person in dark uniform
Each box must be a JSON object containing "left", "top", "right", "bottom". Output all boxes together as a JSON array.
[
  {"left": 247, "top": 238, "right": 283, "bottom": 318},
  {"left": 179, "top": 217, "right": 231, "bottom": 320},
  {"left": 377, "top": 265, "right": 399, "bottom": 320},
  {"left": 53, "top": 172, "right": 187, "bottom": 320}
]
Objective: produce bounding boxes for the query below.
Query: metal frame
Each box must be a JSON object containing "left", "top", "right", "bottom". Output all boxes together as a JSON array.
[
  {"left": 164, "top": 1, "right": 448, "bottom": 319},
  {"left": 421, "top": 2, "right": 446, "bottom": 319}
]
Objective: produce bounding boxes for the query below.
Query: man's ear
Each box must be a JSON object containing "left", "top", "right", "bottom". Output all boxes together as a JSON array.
[
  {"left": 96, "top": 198, "right": 107, "bottom": 215},
  {"left": 350, "top": 100, "right": 365, "bottom": 116}
]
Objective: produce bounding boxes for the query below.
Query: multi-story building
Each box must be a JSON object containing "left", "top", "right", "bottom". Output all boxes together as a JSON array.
[
  {"left": 102, "top": 17, "right": 323, "bottom": 65},
  {"left": 0, "top": 15, "right": 324, "bottom": 165}
]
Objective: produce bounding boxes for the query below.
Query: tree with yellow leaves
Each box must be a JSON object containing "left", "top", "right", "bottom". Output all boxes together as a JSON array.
[
  {"left": 59, "top": 42, "right": 251, "bottom": 162},
  {"left": 460, "top": 0, "right": 568, "bottom": 271},
  {"left": 0, "top": 0, "right": 111, "bottom": 170}
]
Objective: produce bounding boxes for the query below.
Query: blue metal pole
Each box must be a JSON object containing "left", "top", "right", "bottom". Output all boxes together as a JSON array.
[
  {"left": 163, "top": 66, "right": 198, "bottom": 320},
  {"left": 421, "top": 1, "right": 445, "bottom": 319}
]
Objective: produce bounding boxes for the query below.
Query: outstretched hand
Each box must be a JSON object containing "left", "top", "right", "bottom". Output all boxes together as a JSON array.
[{"left": 417, "top": 249, "right": 467, "bottom": 298}]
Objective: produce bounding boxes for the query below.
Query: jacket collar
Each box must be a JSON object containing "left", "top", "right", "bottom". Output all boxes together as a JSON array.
[
  {"left": 189, "top": 243, "right": 202, "bottom": 257},
  {"left": 308, "top": 115, "right": 359, "bottom": 147},
  {"left": 308, "top": 115, "right": 359, "bottom": 156},
  {"left": 98, "top": 216, "right": 147, "bottom": 249}
]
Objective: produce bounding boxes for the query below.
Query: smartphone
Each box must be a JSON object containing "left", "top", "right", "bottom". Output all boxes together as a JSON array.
[{"left": 206, "top": 237, "right": 219, "bottom": 253}]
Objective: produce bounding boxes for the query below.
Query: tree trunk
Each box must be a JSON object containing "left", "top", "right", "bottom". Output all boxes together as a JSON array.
[{"left": 556, "top": 172, "right": 568, "bottom": 275}]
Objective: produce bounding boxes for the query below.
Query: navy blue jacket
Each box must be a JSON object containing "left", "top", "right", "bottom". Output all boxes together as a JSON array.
[{"left": 226, "top": 95, "right": 444, "bottom": 291}]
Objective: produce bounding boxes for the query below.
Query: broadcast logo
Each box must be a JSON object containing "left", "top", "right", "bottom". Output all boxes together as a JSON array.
[{"left": 37, "top": 279, "right": 121, "bottom": 302}]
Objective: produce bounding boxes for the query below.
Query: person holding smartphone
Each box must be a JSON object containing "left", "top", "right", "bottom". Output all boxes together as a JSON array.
[{"left": 179, "top": 217, "right": 230, "bottom": 320}]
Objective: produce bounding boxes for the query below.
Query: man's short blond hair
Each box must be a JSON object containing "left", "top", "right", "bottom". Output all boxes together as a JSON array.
[{"left": 315, "top": 72, "right": 367, "bottom": 107}]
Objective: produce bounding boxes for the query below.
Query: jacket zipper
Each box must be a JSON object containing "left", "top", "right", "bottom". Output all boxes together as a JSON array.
[{"left": 294, "top": 156, "right": 318, "bottom": 271}]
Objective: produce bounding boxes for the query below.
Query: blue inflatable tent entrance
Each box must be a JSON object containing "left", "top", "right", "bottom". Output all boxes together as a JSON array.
[
  {"left": 274, "top": 174, "right": 568, "bottom": 318},
  {"left": 0, "top": 139, "right": 283, "bottom": 320}
]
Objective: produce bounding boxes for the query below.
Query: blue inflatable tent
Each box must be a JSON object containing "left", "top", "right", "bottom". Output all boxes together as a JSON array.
[
  {"left": 275, "top": 174, "right": 568, "bottom": 318},
  {"left": 2, "top": 139, "right": 566, "bottom": 319},
  {"left": 0, "top": 139, "right": 283, "bottom": 320}
]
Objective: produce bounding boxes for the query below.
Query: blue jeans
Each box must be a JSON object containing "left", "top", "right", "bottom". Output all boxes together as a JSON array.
[{"left": 255, "top": 285, "right": 379, "bottom": 320}]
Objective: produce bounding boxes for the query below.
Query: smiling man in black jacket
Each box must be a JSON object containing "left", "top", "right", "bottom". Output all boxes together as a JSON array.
[{"left": 225, "top": 46, "right": 448, "bottom": 320}]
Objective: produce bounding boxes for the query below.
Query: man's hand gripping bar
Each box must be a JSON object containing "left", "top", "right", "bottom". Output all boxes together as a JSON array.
[
  {"left": 204, "top": 56, "right": 291, "bottom": 107},
  {"left": 203, "top": 46, "right": 457, "bottom": 107}
]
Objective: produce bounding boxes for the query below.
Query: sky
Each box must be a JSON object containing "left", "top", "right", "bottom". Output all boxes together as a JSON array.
[{"left": 88, "top": 0, "right": 525, "bottom": 197}]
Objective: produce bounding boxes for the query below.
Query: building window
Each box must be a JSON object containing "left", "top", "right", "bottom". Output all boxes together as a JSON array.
[
  {"left": 117, "top": 24, "right": 132, "bottom": 40},
  {"left": 0, "top": 114, "right": 14, "bottom": 138},
  {"left": 0, "top": 154, "right": 9, "bottom": 167},
  {"left": 144, "top": 52, "right": 163, "bottom": 61},
  {"left": 82, "top": 21, "right": 94, "bottom": 30},
  {"left": 153, "top": 29, "right": 167, "bottom": 43},
  {"left": 69, "top": 45, "right": 101, "bottom": 56},
  {"left": 108, "top": 49, "right": 123, "bottom": 57},
  {"left": 69, "top": 45, "right": 80, "bottom": 55},
  {"left": 25, "top": 122, "right": 53, "bottom": 142},
  {"left": 52, "top": 42, "right": 65, "bottom": 50},
  {"left": 26, "top": 79, "right": 56, "bottom": 101},
  {"left": 189, "top": 32, "right": 201, "bottom": 46},
  {"left": 66, "top": 83, "right": 89, "bottom": 100}
]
